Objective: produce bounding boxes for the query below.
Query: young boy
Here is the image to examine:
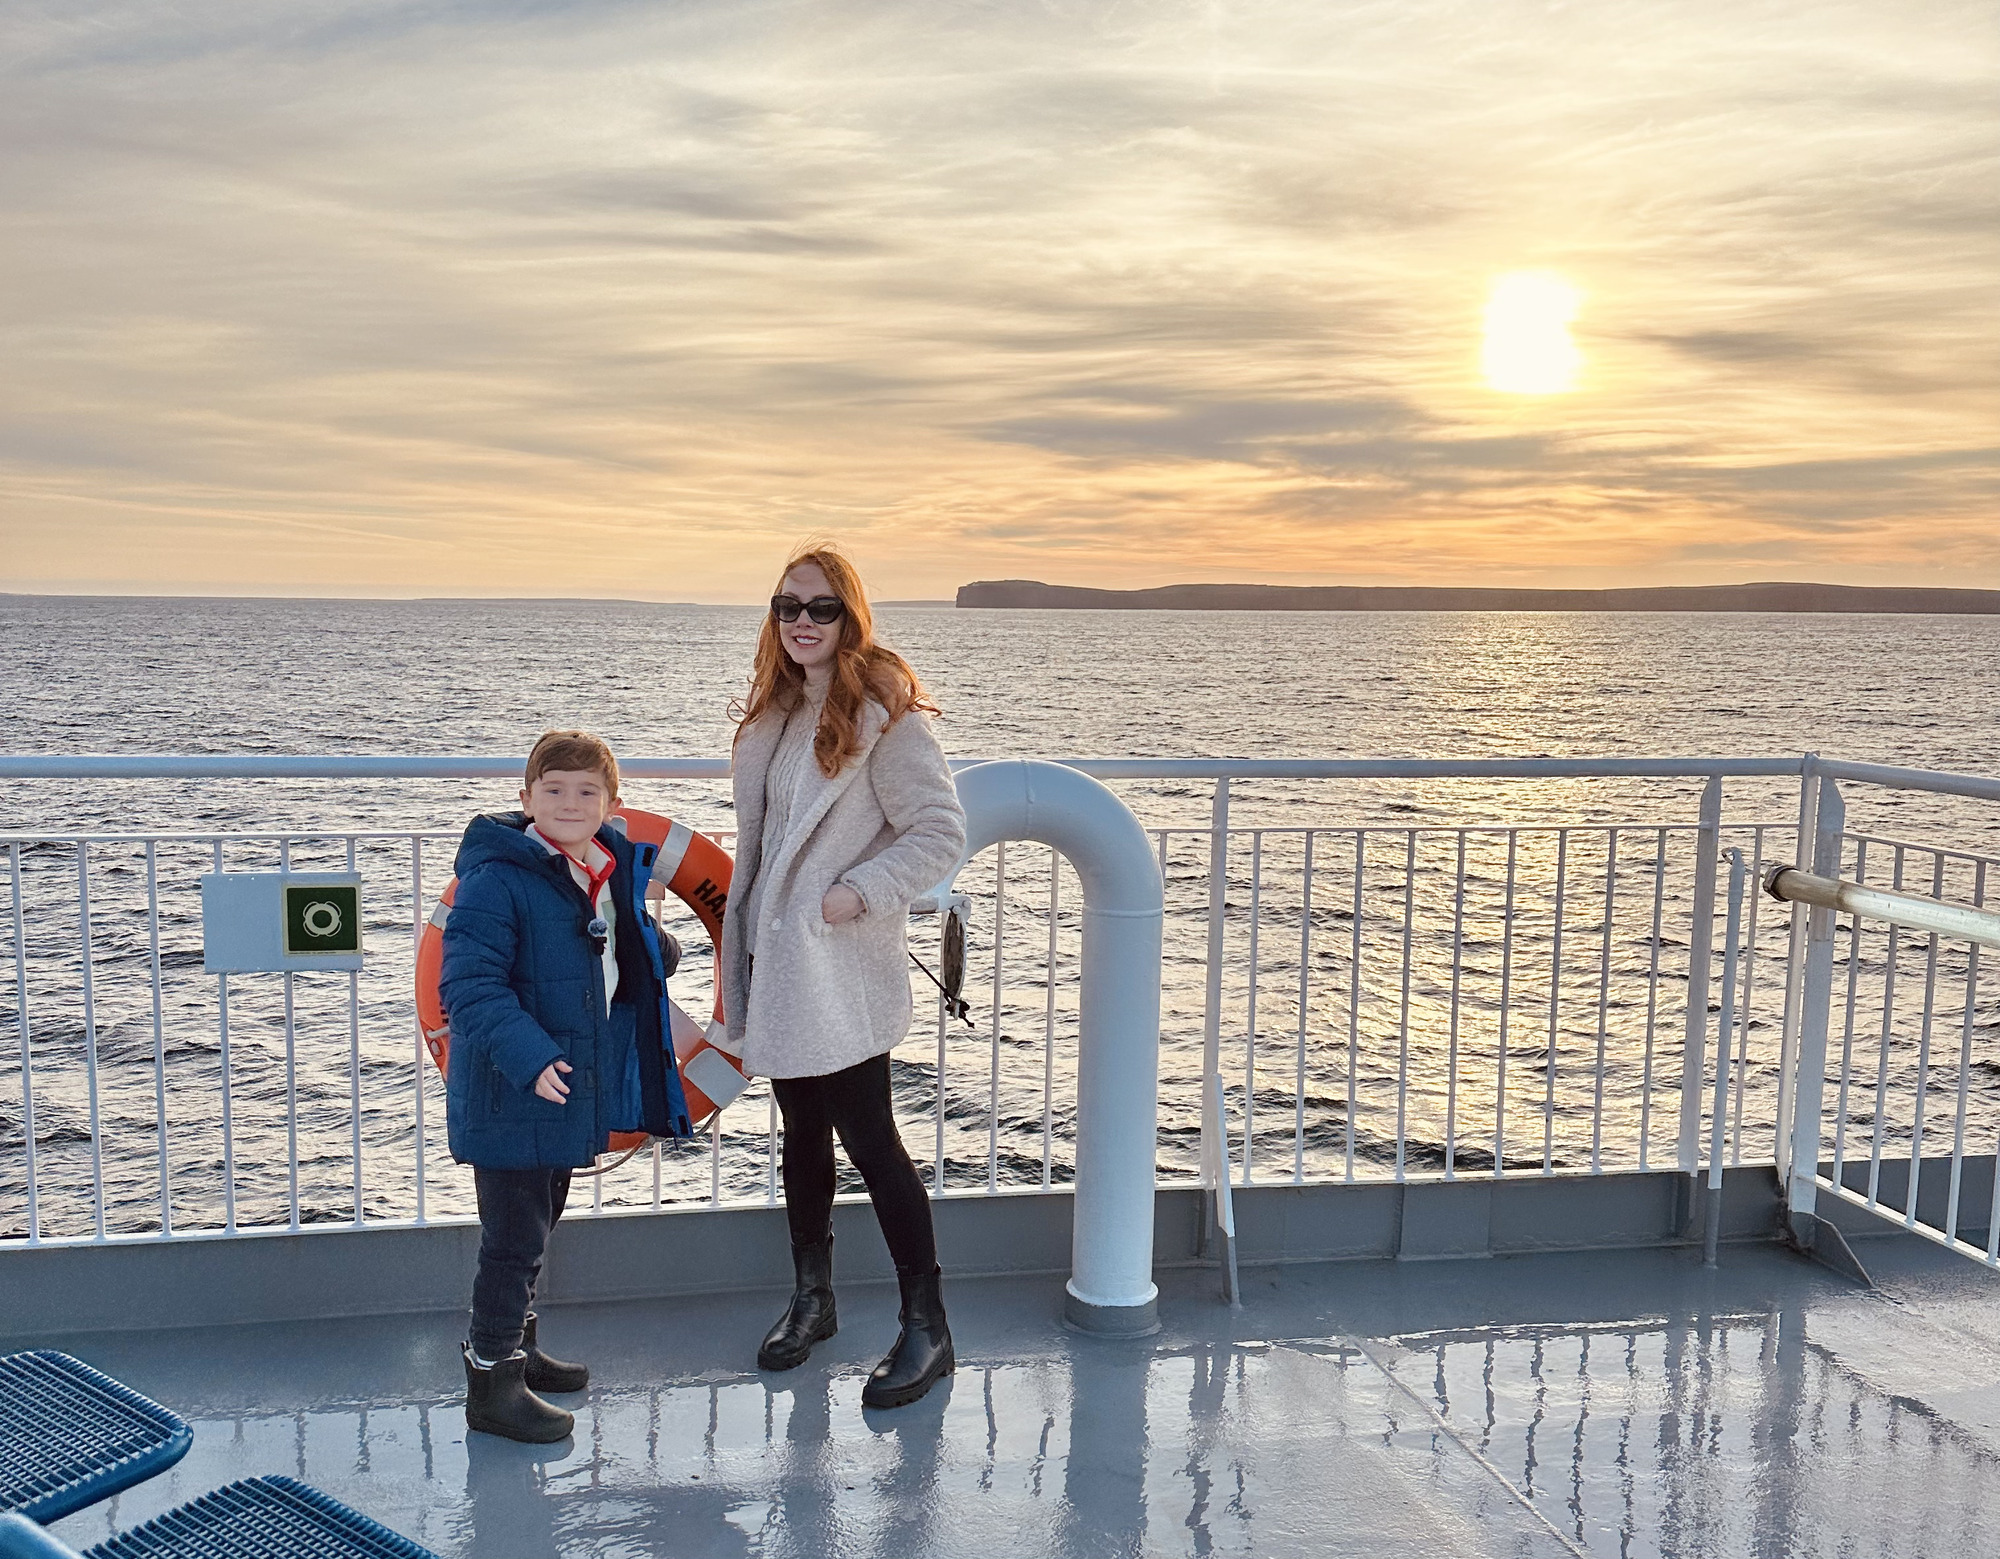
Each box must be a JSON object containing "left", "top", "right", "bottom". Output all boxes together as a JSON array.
[{"left": 441, "top": 729, "right": 691, "bottom": 1443}]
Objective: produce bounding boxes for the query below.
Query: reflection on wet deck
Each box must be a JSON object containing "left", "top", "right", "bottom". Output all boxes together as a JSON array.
[
  {"left": 1380, "top": 1315, "right": 1996, "bottom": 1557},
  {"left": 37, "top": 1238, "right": 2000, "bottom": 1558}
]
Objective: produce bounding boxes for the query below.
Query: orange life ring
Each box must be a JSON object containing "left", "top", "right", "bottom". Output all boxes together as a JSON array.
[{"left": 415, "top": 807, "right": 750, "bottom": 1151}]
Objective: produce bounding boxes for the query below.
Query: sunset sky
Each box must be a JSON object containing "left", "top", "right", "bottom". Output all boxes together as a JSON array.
[{"left": 3, "top": 0, "right": 1995, "bottom": 601}]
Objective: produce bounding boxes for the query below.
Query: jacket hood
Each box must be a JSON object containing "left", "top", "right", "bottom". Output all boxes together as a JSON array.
[{"left": 454, "top": 811, "right": 629, "bottom": 879}]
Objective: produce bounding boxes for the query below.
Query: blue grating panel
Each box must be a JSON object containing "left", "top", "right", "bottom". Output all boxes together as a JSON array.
[
  {"left": 83, "top": 1478, "right": 438, "bottom": 1559},
  {"left": 0, "top": 1353, "right": 192, "bottom": 1524}
]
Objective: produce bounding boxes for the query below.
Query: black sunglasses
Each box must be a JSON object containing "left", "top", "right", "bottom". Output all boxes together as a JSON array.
[{"left": 770, "top": 594, "right": 846, "bottom": 625}]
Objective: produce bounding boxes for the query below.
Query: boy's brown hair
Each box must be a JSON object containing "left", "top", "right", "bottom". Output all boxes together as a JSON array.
[{"left": 524, "top": 730, "right": 620, "bottom": 796}]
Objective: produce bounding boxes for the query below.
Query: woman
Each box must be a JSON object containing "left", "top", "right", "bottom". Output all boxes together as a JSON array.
[{"left": 719, "top": 542, "right": 967, "bottom": 1410}]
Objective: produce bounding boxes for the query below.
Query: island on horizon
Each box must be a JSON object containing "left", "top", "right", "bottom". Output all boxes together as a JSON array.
[{"left": 956, "top": 580, "right": 2000, "bottom": 614}]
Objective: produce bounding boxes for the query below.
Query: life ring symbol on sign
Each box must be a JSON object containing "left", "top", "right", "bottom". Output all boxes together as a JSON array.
[
  {"left": 413, "top": 808, "right": 750, "bottom": 1155},
  {"left": 300, "top": 900, "right": 343, "bottom": 939}
]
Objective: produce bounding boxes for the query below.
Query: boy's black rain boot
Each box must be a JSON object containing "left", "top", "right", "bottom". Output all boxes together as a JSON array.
[
  {"left": 464, "top": 1343, "right": 574, "bottom": 1444},
  {"left": 861, "top": 1266, "right": 954, "bottom": 1410},
  {"left": 758, "top": 1238, "right": 837, "bottom": 1371},
  {"left": 521, "top": 1312, "right": 589, "bottom": 1393}
]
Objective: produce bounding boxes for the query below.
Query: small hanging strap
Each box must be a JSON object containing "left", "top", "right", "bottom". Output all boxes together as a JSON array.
[{"left": 909, "top": 950, "right": 973, "bottom": 1026}]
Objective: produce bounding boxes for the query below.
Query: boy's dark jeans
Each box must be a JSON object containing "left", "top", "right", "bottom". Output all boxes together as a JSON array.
[{"left": 469, "top": 1166, "right": 572, "bottom": 1360}]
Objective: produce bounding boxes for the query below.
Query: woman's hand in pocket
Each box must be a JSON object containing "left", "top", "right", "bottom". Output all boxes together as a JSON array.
[{"left": 820, "top": 883, "right": 865, "bottom": 925}]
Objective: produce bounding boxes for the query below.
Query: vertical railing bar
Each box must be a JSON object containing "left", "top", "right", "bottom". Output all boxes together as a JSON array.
[
  {"left": 346, "top": 837, "right": 362, "bottom": 1227},
  {"left": 216, "top": 840, "right": 236, "bottom": 1234},
  {"left": 1865, "top": 846, "right": 1906, "bottom": 1208},
  {"left": 1830, "top": 840, "right": 1869, "bottom": 1191},
  {"left": 1446, "top": 831, "right": 1466, "bottom": 1180},
  {"left": 1345, "top": 830, "right": 1364, "bottom": 1183},
  {"left": 1294, "top": 831, "right": 1314, "bottom": 1185},
  {"left": 1638, "top": 829, "right": 1667, "bottom": 1171},
  {"left": 77, "top": 842, "right": 105, "bottom": 1239},
  {"left": 652, "top": 1138, "right": 663, "bottom": 1211},
  {"left": 1494, "top": 831, "right": 1518, "bottom": 1178},
  {"left": 1945, "top": 862, "right": 1986, "bottom": 1245},
  {"left": 771, "top": 1089, "right": 783, "bottom": 1206},
  {"left": 1199, "top": 788, "right": 1239, "bottom": 1300},
  {"left": 1544, "top": 828, "right": 1568, "bottom": 1174},
  {"left": 1042, "top": 849, "right": 1059, "bottom": 1191},
  {"left": 1243, "top": 832, "right": 1262, "bottom": 1186},
  {"left": 1729, "top": 827, "right": 1764, "bottom": 1164},
  {"left": 1704, "top": 851, "right": 1747, "bottom": 1264},
  {"left": 709, "top": 1113, "right": 722, "bottom": 1206},
  {"left": 1592, "top": 830, "right": 1616, "bottom": 1173},
  {"left": 932, "top": 988, "right": 946, "bottom": 1192},
  {"left": 146, "top": 842, "right": 170, "bottom": 1235},
  {"left": 408, "top": 836, "right": 426, "bottom": 1224},
  {"left": 988, "top": 840, "right": 1006, "bottom": 1194},
  {"left": 11, "top": 843, "right": 39, "bottom": 1243},
  {"left": 1393, "top": 830, "right": 1416, "bottom": 1182},
  {"left": 280, "top": 838, "right": 300, "bottom": 1231},
  {"left": 1903, "top": 851, "right": 1945, "bottom": 1229},
  {"left": 1682, "top": 779, "right": 1724, "bottom": 1181}
]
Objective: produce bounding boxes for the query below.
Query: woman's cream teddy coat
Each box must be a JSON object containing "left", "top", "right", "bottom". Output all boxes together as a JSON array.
[{"left": 720, "top": 695, "right": 966, "bottom": 1080}]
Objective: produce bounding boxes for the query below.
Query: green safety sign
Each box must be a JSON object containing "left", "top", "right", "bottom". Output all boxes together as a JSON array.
[
  {"left": 203, "top": 871, "right": 365, "bottom": 974},
  {"left": 284, "top": 883, "right": 362, "bottom": 956}
]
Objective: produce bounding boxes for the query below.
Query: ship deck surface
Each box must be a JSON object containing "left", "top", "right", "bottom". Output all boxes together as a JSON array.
[{"left": 36, "top": 1232, "right": 2000, "bottom": 1559}]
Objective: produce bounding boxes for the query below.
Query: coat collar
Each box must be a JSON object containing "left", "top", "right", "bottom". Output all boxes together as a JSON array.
[{"left": 748, "top": 696, "right": 891, "bottom": 892}]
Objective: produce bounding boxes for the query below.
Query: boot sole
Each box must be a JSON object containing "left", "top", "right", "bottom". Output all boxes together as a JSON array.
[
  {"left": 466, "top": 1410, "right": 574, "bottom": 1445},
  {"left": 758, "top": 1317, "right": 838, "bottom": 1372},
  {"left": 861, "top": 1349, "right": 955, "bottom": 1411}
]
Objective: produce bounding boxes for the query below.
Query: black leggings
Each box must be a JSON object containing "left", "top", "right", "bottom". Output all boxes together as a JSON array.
[{"left": 772, "top": 1053, "right": 937, "bottom": 1276}]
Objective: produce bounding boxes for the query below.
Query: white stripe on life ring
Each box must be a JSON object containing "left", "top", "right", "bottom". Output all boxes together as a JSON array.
[
  {"left": 704, "top": 1018, "right": 744, "bottom": 1059},
  {"left": 650, "top": 821, "right": 696, "bottom": 888},
  {"left": 429, "top": 901, "right": 451, "bottom": 931}
]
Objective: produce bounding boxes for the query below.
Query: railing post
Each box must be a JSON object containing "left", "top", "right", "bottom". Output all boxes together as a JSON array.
[
  {"left": 1199, "top": 777, "right": 1240, "bottom": 1305},
  {"left": 1784, "top": 778, "right": 1844, "bottom": 1215},
  {"left": 1773, "top": 753, "right": 1820, "bottom": 1176},
  {"left": 1677, "top": 778, "right": 1722, "bottom": 1188},
  {"left": 1705, "top": 850, "right": 1747, "bottom": 1263}
]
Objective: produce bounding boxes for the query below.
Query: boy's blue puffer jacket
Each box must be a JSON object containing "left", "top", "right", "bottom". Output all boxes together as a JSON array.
[{"left": 440, "top": 812, "right": 693, "bottom": 1169}]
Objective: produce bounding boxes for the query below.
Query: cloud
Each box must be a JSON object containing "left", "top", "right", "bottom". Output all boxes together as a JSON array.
[{"left": 0, "top": 0, "right": 1995, "bottom": 597}]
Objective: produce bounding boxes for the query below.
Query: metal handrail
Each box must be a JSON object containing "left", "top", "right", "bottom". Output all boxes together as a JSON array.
[{"left": 1765, "top": 865, "right": 2000, "bottom": 949}]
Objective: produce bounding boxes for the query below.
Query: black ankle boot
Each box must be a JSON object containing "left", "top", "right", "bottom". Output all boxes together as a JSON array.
[
  {"left": 862, "top": 1267, "right": 953, "bottom": 1410},
  {"left": 521, "top": 1312, "right": 588, "bottom": 1393},
  {"left": 464, "top": 1343, "right": 574, "bottom": 1444},
  {"left": 758, "top": 1238, "right": 837, "bottom": 1371}
]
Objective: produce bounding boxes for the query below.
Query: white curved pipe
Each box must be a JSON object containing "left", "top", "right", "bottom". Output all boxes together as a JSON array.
[{"left": 953, "top": 760, "right": 1165, "bottom": 1334}]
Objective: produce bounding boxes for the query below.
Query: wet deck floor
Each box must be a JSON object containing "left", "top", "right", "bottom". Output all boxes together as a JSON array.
[{"left": 38, "top": 1234, "right": 2000, "bottom": 1558}]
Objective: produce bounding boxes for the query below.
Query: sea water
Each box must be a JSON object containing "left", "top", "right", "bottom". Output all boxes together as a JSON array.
[{"left": 3, "top": 596, "right": 1998, "bottom": 1235}]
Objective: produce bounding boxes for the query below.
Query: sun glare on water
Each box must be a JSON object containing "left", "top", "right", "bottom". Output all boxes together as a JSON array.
[{"left": 1482, "top": 271, "right": 1583, "bottom": 394}]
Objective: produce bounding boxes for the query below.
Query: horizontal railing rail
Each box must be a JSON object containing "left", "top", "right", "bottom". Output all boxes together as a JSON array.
[
  {"left": 6, "top": 750, "right": 1999, "bottom": 1264},
  {"left": 0, "top": 753, "right": 1809, "bottom": 783}
]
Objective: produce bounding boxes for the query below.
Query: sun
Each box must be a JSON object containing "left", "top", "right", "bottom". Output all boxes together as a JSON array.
[{"left": 1482, "top": 272, "right": 1583, "bottom": 394}]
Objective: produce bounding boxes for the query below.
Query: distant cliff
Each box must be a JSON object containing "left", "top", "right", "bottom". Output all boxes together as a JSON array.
[{"left": 956, "top": 580, "right": 2000, "bottom": 614}]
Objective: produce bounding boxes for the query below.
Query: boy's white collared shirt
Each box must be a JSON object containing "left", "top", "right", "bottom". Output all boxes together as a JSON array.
[{"left": 526, "top": 823, "right": 619, "bottom": 1013}]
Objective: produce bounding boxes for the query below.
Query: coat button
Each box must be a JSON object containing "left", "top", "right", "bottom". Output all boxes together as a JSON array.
[{"left": 770, "top": 917, "right": 782, "bottom": 929}]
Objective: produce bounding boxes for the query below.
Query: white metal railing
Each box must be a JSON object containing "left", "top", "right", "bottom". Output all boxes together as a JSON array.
[
  {"left": 4, "top": 751, "right": 1998, "bottom": 1253},
  {"left": 1770, "top": 764, "right": 2000, "bottom": 1266}
]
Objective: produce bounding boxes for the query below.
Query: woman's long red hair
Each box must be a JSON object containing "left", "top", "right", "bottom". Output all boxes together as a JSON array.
[{"left": 732, "top": 543, "right": 939, "bottom": 777}]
